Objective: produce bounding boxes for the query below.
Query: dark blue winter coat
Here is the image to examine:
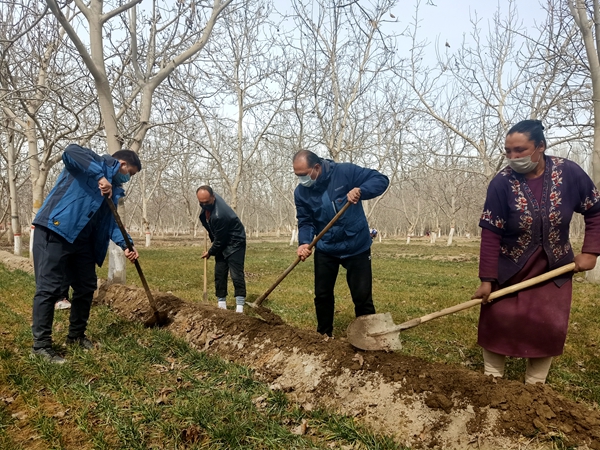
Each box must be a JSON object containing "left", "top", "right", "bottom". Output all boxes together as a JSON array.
[
  {"left": 294, "top": 159, "right": 389, "bottom": 258},
  {"left": 33, "top": 144, "right": 131, "bottom": 266}
]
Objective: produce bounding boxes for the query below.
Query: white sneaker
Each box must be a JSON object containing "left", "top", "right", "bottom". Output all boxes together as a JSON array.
[
  {"left": 55, "top": 299, "right": 71, "bottom": 310},
  {"left": 218, "top": 301, "right": 227, "bottom": 310},
  {"left": 236, "top": 305, "right": 244, "bottom": 313}
]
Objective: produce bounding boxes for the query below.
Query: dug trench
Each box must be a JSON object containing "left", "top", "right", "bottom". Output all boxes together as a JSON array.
[{"left": 94, "top": 283, "right": 600, "bottom": 450}]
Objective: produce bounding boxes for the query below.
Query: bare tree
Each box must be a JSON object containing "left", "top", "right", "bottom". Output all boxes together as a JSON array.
[
  {"left": 289, "top": 0, "right": 400, "bottom": 162},
  {"left": 45, "top": 0, "right": 233, "bottom": 281}
]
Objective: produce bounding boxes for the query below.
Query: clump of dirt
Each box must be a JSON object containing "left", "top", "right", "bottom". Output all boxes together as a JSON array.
[{"left": 94, "top": 282, "right": 600, "bottom": 450}]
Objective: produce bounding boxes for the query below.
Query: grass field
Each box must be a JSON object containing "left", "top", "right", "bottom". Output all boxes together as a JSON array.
[{"left": 1, "top": 238, "right": 599, "bottom": 448}]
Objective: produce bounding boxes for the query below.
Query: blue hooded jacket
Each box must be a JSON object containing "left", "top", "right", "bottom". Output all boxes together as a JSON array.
[
  {"left": 33, "top": 144, "right": 132, "bottom": 266},
  {"left": 294, "top": 159, "right": 389, "bottom": 258}
]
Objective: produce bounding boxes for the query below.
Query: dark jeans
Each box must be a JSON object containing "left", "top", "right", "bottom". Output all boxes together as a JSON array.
[
  {"left": 32, "top": 226, "right": 98, "bottom": 349},
  {"left": 214, "top": 246, "right": 246, "bottom": 298},
  {"left": 314, "top": 248, "right": 376, "bottom": 336}
]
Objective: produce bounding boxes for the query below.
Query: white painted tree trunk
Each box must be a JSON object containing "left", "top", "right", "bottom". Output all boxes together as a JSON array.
[
  {"left": 107, "top": 241, "right": 127, "bottom": 284},
  {"left": 289, "top": 228, "right": 297, "bottom": 246},
  {"left": 586, "top": 265, "right": 600, "bottom": 282},
  {"left": 430, "top": 232, "right": 437, "bottom": 244},
  {"left": 447, "top": 228, "right": 455, "bottom": 246},
  {"left": 29, "top": 226, "right": 35, "bottom": 260},
  {"left": 406, "top": 235, "right": 411, "bottom": 244},
  {"left": 107, "top": 198, "right": 127, "bottom": 284},
  {"left": 6, "top": 120, "right": 22, "bottom": 256},
  {"left": 145, "top": 230, "right": 151, "bottom": 247}
]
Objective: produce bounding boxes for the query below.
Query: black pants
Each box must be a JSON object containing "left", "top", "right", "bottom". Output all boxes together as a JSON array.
[
  {"left": 314, "top": 248, "right": 376, "bottom": 336},
  {"left": 32, "top": 226, "right": 98, "bottom": 349},
  {"left": 214, "top": 246, "right": 246, "bottom": 298}
]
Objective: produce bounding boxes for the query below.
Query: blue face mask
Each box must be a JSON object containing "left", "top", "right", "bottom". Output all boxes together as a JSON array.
[{"left": 113, "top": 172, "right": 130, "bottom": 185}]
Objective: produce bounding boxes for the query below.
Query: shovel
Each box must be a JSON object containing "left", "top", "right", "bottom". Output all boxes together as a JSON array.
[
  {"left": 105, "top": 195, "right": 169, "bottom": 327},
  {"left": 203, "top": 230, "right": 208, "bottom": 302},
  {"left": 248, "top": 201, "right": 352, "bottom": 311},
  {"left": 346, "top": 262, "right": 576, "bottom": 351}
]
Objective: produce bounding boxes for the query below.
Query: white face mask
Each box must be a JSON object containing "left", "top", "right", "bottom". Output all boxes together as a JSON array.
[
  {"left": 297, "top": 167, "right": 316, "bottom": 187},
  {"left": 506, "top": 148, "right": 541, "bottom": 174}
]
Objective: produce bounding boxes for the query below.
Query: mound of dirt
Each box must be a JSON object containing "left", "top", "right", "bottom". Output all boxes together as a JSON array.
[
  {"left": 0, "top": 250, "right": 34, "bottom": 275},
  {"left": 2, "top": 252, "right": 599, "bottom": 449},
  {"left": 94, "top": 283, "right": 600, "bottom": 450}
]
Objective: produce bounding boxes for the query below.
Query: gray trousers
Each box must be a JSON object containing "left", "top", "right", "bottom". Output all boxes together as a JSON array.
[{"left": 32, "top": 226, "right": 98, "bottom": 349}]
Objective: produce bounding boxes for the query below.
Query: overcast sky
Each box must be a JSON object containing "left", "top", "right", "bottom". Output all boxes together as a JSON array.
[{"left": 273, "top": 0, "right": 548, "bottom": 62}]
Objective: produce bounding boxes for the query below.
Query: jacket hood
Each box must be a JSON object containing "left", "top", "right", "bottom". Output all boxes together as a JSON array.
[{"left": 312, "top": 159, "right": 335, "bottom": 191}]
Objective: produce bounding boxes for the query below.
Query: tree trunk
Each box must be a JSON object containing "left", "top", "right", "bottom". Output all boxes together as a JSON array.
[
  {"left": 289, "top": 228, "right": 297, "bottom": 246},
  {"left": 447, "top": 227, "right": 455, "bottom": 246},
  {"left": 6, "top": 120, "right": 22, "bottom": 256},
  {"left": 108, "top": 198, "right": 127, "bottom": 284}
]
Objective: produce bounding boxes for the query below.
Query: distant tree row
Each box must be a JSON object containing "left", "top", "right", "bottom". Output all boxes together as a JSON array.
[{"left": 1, "top": 0, "right": 598, "bottom": 256}]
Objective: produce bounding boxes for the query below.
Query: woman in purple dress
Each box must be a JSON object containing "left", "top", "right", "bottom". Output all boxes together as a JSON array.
[{"left": 472, "top": 120, "right": 600, "bottom": 384}]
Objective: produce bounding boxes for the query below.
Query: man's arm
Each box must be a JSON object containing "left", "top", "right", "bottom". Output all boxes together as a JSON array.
[
  {"left": 294, "top": 190, "right": 315, "bottom": 245},
  {"left": 351, "top": 165, "right": 389, "bottom": 200},
  {"left": 62, "top": 144, "right": 109, "bottom": 182},
  {"left": 207, "top": 216, "right": 230, "bottom": 256},
  {"left": 294, "top": 189, "right": 316, "bottom": 261}
]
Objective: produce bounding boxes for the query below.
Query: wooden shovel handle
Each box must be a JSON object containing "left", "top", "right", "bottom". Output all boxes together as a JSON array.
[
  {"left": 203, "top": 231, "right": 208, "bottom": 300},
  {"left": 253, "top": 201, "right": 352, "bottom": 307},
  {"left": 371, "top": 262, "right": 576, "bottom": 335},
  {"left": 105, "top": 196, "right": 158, "bottom": 311}
]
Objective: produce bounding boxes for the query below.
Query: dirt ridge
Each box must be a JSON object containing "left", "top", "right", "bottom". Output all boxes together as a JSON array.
[{"left": 94, "top": 283, "right": 599, "bottom": 450}]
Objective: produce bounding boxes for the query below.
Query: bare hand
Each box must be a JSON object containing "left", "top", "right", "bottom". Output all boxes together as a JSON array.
[
  {"left": 472, "top": 281, "right": 493, "bottom": 304},
  {"left": 297, "top": 244, "right": 312, "bottom": 261},
  {"left": 347, "top": 187, "right": 361, "bottom": 204},
  {"left": 574, "top": 252, "right": 598, "bottom": 272},
  {"left": 201, "top": 251, "right": 210, "bottom": 259},
  {"left": 125, "top": 247, "right": 139, "bottom": 262},
  {"left": 98, "top": 177, "right": 112, "bottom": 198}
]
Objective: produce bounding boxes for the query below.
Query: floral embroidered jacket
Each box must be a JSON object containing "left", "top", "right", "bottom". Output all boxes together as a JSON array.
[{"left": 479, "top": 155, "right": 600, "bottom": 284}]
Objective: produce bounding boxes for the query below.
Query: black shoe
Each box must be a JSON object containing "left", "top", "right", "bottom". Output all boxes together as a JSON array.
[
  {"left": 65, "top": 336, "right": 94, "bottom": 350},
  {"left": 31, "top": 347, "right": 66, "bottom": 364}
]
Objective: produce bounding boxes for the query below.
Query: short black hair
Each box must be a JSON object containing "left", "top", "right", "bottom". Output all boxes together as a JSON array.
[
  {"left": 507, "top": 120, "right": 546, "bottom": 148},
  {"left": 113, "top": 149, "right": 142, "bottom": 171},
  {"left": 293, "top": 149, "right": 321, "bottom": 168},
  {"left": 196, "top": 185, "right": 214, "bottom": 196}
]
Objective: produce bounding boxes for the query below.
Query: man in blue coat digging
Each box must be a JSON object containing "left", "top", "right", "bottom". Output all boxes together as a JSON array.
[
  {"left": 293, "top": 150, "right": 389, "bottom": 337},
  {"left": 31, "top": 144, "right": 142, "bottom": 363}
]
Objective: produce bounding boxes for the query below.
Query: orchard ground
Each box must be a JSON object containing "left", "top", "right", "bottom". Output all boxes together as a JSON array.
[{"left": 0, "top": 236, "right": 599, "bottom": 449}]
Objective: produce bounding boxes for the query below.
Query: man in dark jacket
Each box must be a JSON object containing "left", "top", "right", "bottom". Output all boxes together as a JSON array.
[
  {"left": 197, "top": 185, "right": 247, "bottom": 313},
  {"left": 293, "top": 150, "right": 389, "bottom": 336},
  {"left": 31, "top": 144, "right": 142, "bottom": 363}
]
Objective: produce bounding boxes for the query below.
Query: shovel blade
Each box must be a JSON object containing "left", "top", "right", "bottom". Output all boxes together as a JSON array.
[{"left": 346, "top": 313, "right": 402, "bottom": 351}]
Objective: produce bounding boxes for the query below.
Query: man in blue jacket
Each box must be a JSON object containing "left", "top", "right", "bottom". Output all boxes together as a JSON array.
[
  {"left": 293, "top": 150, "right": 389, "bottom": 337},
  {"left": 31, "top": 144, "right": 142, "bottom": 363}
]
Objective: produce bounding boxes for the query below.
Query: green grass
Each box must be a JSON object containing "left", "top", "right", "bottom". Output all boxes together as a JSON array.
[
  {"left": 0, "top": 261, "right": 405, "bottom": 449},
  {"left": 2, "top": 237, "right": 600, "bottom": 448}
]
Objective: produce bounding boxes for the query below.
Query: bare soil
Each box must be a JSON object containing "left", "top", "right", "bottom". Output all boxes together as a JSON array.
[{"left": 2, "top": 250, "right": 600, "bottom": 449}]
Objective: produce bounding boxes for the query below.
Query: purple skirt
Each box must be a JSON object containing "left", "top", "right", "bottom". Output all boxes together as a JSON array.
[{"left": 478, "top": 247, "right": 572, "bottom": 358}]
